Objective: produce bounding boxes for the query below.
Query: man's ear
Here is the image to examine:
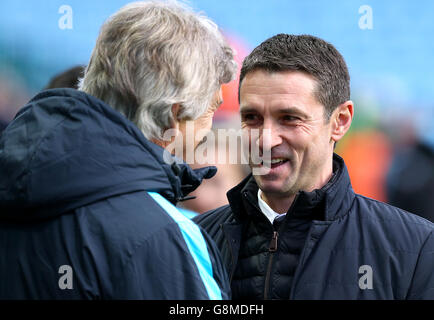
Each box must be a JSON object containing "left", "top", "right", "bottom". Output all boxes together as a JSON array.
[
  {"left": 330, "top": 100, "right": 353, "bottom": 143},
  {"left": 150, "top": 103, "right": 182, "bottom": 148},
  {"left": 170, "top": 103, "right": 182, "bottom": 130}
]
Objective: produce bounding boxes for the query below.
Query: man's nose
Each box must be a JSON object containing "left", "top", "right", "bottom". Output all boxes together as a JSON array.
[{"left": 256, "top": 120, "right": 282, "bottom": 152}]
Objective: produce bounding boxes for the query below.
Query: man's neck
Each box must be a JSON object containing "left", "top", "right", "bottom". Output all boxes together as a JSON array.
[{"left": 259, "top": 192, "right": 296, "bottom": 214}]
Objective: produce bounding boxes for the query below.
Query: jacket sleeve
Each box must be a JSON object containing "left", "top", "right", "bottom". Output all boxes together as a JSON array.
[
  {"left": 110, "top": 191, "right": 231, "bottom": 300},
  {"left": 406, "top": 230, "right": 434, "bottom": 299},
  {"left": 200, "top": 226, "right": 232, "bottom": 300},
  {"left": 112, "top": 222, "right": 230, "bottom": 300}
]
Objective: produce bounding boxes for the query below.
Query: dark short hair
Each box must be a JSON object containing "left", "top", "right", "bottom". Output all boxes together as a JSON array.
[
  {"left": 239, "top": 34, "right": 350, "bottom": 118},
  {"left": 45, "top": 65, "right": 85, "bottom": 90}
]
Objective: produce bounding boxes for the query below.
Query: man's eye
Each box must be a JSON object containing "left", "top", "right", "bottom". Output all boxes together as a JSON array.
[
  {"left": 282, "top": 115, "right": 298, "bottom": 122},
  {"left": 242, "top": 114, "right": 258, "bottom": 122}
]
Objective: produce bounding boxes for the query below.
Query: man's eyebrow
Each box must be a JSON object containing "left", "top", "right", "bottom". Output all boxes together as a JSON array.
[
  {"left": 240, "top": 105, "right": 310, "bottom": 118},
  {"left": 239, "top": 106, "right": 258, "bottom": 114},
  {"left": 277, "top": 107, "right": 309, "bottom": 118}
]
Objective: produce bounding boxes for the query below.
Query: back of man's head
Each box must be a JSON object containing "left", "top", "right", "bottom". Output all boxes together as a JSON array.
[
  {"left": 45, "top": 65, "right": 85, "bottom": 90},
  {"left": 239, "top": 34, "right": 350, "bottom": 119},
  {"left": 79, "top": 0, "right": 236, "bottom": 140}
]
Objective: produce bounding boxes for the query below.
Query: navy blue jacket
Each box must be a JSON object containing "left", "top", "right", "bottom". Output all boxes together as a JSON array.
[
  {"left": 194, "top": 154, "right": 434, "bottom": 299},
  {"left": 0, "top": 88, "right": 230, "bottom": 299}
]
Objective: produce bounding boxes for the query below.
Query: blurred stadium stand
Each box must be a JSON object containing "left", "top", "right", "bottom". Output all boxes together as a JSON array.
[{"left": 1, "top": 0, "right": 433, "bottom": 215}]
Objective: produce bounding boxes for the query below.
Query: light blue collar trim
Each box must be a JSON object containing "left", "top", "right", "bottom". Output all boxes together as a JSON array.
[{"left": 148, "top": 192, "right": 222, "bottom": 300}]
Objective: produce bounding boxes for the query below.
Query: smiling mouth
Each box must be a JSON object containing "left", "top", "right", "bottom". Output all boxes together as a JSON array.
[{"left": 262, "top": 158, "right": 289, "bottom": 168}]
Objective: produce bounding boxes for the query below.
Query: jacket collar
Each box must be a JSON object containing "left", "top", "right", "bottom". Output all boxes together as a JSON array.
[
  {"left": 227, "top": 153, "right": 355, "bottom": 222},
  {"left": 161, "top": 156, "right": 217, "bottom": 204}
]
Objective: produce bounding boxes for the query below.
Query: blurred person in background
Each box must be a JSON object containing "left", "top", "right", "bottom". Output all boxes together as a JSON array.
[
  {"left": 0, "top": 75, "right": 30, "bottom": 134},
  {"left": 45, "top": 65, "right": 85, "bottom": 90},
  {"left": 0, "top": 65, "right": 85, "bottom": 134},
  {"left": 181, "top": 120, "right": 250, "bottom": 214},
  {"left": 0, "top": 119, "right": 6, "bottom": 132},
  {"left": 183, "top": 161, "right": 248, "bottom": 214},
  {"left": 0, "top": 0, "right": 236, "bottom": 299},
  {"left": 195, "top": 34, "right": 434, "bottom": 299},
  {"left": 386, "top": 116, "right": 434, "bottom": 222}
]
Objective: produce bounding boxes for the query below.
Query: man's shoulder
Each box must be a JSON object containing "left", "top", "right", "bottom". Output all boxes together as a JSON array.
[
  {"left": 352, "top": 193, "right": 434, "bottom": 243},
  {"left": 80, "top": 191, "right": 189, "bottom": 248},
  {"left": 355, "top": 193, "right": 433, "bottom": 225}
]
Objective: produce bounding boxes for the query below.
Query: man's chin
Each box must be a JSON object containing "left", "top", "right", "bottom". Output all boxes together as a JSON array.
[{"left": 253, "top": 175, "right": 290, "bottom": 195}]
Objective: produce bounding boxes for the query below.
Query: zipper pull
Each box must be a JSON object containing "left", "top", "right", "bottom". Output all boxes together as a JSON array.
[{"left": 269, "top": 231, "right": 278, "bottom": 252}]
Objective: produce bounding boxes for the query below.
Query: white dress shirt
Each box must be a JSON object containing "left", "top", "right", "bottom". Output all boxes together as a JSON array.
[{"left": 257, "top": 189, "right": 286, "bottom": 224}]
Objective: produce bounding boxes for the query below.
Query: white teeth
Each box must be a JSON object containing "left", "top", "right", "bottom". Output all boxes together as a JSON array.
[
  {"left": 261, "top": 158, "right": 287, "bottom": 167},
  {"left": 271, "top": 158, "right": 286, "bottom": 164}
]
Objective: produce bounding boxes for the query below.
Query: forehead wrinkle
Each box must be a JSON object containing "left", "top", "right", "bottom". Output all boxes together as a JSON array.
[
  {"left": 241, "top": 100, "right": 325, "bottom": 122},
  {"left": 241, "top": 94, "right": 310, "bottom": 113},
  {"left": 242, "top": 69, "right": 317, "bottom": 89},
  {"left": 240, "top": 70, "right": 325, "bottom": 120}
]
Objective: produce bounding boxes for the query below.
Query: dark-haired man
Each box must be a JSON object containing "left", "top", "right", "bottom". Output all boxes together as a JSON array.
[{"left": 194, "top": 34, "right": 434, "bottom": 300}]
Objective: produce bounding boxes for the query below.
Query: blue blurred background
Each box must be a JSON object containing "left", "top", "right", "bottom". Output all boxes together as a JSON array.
[{"left": 1, "top": 0, "right": 433, "bottom": 209}]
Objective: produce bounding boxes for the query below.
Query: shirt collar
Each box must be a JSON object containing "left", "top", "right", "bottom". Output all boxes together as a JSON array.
[{"left": 257, "top": 189, "right": 286, "bottom": 224}]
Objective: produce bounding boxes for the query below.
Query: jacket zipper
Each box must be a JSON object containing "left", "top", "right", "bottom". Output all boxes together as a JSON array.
[
  {"left": 263, "top": 193, "right": 300, "bottom": 300},
  {"left": 263, "top": 231, "right": 278, "bottom": 299},
  {"left": 242, "top": 190, "right": 279, "bottom": 299}
]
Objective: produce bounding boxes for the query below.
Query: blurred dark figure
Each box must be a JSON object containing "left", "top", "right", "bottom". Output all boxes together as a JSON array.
[
  {"left": 0, "top": 66, "right": 85, "bottom": 135},
  {"left": 0, "top": 120, "right": 7, "bottom": 132},
  {"left": 0, "top": 74, "right": 31, "bottom": 134},
  {"left": 45, "top": 65, "right": 85, "bottom": 89},
  {"left": 387, "top": 141, "right": 434, "bottom": 222}
]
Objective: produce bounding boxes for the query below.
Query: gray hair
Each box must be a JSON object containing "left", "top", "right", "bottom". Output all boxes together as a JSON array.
[{"left": 79, "top": 0, "right": 237, "bottom": 140}]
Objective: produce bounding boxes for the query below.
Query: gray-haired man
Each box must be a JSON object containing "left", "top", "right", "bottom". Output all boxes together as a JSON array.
[{"left": 0, "top": 1, "right": 236, "bottom": 299}]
